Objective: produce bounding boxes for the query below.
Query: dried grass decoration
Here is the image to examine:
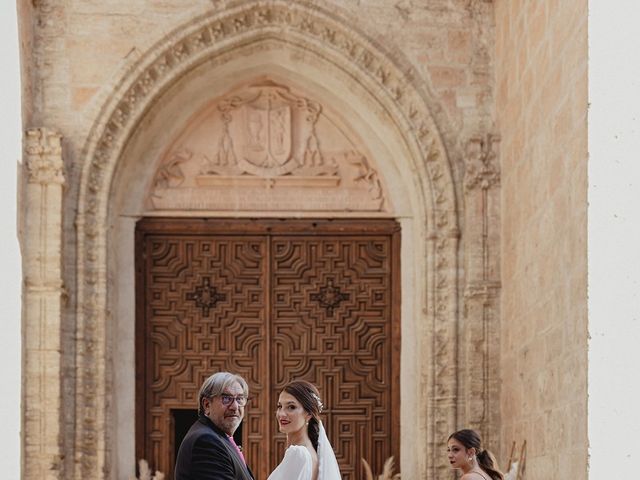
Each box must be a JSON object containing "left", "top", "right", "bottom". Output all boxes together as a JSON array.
[
  {"left": 129, "top": 459, "right": 165, "bottom": 480},
  {"left": 362, "top": 456, "right": 401, "bottom": 480}
]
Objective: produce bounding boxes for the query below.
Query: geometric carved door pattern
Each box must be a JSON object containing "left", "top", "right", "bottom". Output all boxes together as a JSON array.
[{"left": 135, "top": 219, "right": 400, "bottom": 480}]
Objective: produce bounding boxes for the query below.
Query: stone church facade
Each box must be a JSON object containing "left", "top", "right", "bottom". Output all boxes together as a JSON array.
[{"left": 17, "top": 1, "right": 587, "bottom": 479}]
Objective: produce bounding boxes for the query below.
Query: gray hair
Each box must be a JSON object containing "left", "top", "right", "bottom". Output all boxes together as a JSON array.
[{"left": 198, "top": 372, "right": 249, "bottom": 416}]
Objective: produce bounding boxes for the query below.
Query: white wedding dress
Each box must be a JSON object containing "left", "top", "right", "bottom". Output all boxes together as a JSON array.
[{"left": 268, "top": 422, "right": 342, "bottom": 480}]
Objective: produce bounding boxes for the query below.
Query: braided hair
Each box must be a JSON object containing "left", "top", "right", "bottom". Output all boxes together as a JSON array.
[
  {"left": 448, "top": 429, "right": 504, "bottom": 480},
  {"left": 282, "top": 380, "right": 323, "bottom": 451}
]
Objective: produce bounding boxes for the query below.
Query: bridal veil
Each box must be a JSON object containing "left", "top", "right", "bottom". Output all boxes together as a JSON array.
[{"left": 318, "top": 421, "right": 342, "bottom": 480}]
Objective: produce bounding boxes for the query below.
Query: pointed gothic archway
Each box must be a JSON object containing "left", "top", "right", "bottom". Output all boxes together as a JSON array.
[{"left": 71, "top": 2, "right": 461, "bottom": 478}]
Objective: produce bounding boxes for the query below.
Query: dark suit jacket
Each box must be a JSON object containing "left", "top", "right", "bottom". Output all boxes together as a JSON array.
[{"left": 175, "top": 415, "right": 254, "bottom": 480}]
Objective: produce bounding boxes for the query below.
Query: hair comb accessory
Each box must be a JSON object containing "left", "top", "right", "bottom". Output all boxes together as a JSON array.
[{"left": 310, "top": 392, "right": 324, "bottom": 412}]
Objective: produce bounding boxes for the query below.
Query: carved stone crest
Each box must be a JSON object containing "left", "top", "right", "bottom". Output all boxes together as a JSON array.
[
  {"left": 148, "top": 80, "right": 388, "bottom": 212},
  {"left": 202, "top": 81, "right": 335, "bottom": 178}
]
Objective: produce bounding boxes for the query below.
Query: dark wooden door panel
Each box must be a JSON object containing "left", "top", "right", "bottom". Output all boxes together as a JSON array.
[
  {"left": 136, "top": 234, "right": 270, "bottom": 479},
  {"left": 271, "top": 236, "right": 398, "bottom": 480},
  {"left": 136, "top": 219, "right": 400, "bottom": 480}
]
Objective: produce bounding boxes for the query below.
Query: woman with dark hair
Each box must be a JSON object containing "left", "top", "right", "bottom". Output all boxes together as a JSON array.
[
  {"left": 447, "top": 429, "right": 504, "bottom": 480},
  {"left": 268, "top": 380, "right": 342, "bottom": 480}
]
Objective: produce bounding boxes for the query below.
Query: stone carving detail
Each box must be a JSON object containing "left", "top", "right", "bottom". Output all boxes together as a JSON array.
[
  {"left": 204, "top": 80, "right": 330, "bottom": 177},
  {"left": 73, "top": 2, "right": 458, "bottom": 478},
  {"left": 152, "top": 148, "right": 191, "bottom": 189},
  {"left": 464, "top": 134, "right": 500, "bottom": 191},
  {"left": 465, "top": 281, "right": 500, "bottom": 301},
  {"left": 148, "top": 81, "right": 387, "bottom": 212},
  {"left": 24, "top": 128, "right": 65, "bottom": 185},
  {"left": 462, "top": 133, "right": 501, "bottom": 449},
  {"left": 428, "top": 227, "right": 461, "bottom": 477},
  {"left": 462, "top": 281, "right": 500, "bottom": 448},
  {"left": 85, "top": 2, "right": 456, "bottom": 221},
  {"left": 346, "top": 151, "right": 385, "bottom": 204}
]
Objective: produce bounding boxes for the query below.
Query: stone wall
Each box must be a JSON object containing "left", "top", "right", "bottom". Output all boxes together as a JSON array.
[
  {"left": 19, "top": 0, "right": 495, "bottom": 164},
  {"left": 18, "top": 1, "right": 497, "bottom": 478},
  {"left": 495, "top": 1, "right": 588, "bottom": 478}
]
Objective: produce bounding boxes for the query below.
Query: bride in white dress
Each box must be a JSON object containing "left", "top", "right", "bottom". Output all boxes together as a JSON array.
[{"left": 267, "top": 380, "right": 342, "bottom": 480}]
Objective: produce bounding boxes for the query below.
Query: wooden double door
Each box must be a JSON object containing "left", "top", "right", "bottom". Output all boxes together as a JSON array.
[{"left": 135, "top": 219, "right": 400, "bottom": 479}]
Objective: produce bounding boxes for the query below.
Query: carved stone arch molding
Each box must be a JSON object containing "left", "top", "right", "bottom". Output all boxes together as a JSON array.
[{"left": 72, "top": 1, "right": 460, "bottom": 479}]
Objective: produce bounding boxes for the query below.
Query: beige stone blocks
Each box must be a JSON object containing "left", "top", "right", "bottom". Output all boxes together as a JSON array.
[
  {"left": 496, "top": 0, "right": 588, "bottom": 478},
  {"left": 447, "top": 29, "right": 473, "bottom": 64},
  {"left": 428, "top": 66, "right": 468, "bottom": 88}
]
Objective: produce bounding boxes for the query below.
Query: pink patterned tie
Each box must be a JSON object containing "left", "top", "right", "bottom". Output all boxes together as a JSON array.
[{"left": 227, "top": 435, "right": 246, "bottom": 465}]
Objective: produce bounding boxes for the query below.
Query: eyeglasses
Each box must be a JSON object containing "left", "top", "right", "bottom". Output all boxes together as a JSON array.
[{"left": 217, "top": 394, "right": 248, "bottom": 406}]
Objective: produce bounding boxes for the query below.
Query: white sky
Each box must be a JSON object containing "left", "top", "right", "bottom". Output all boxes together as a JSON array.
[
  {"left": 0, "top": 2, "right": 639, "bottom": 479},
  {"left": 0, "top": 2, "right": 22, "bottom": 479},
  {"left": 588, "top": 2, "right": 640, "bottom": 477}
]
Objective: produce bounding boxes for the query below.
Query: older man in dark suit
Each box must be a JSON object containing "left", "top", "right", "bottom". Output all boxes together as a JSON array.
[{"left": 175, "top": 372, "right": 254, "bottom": 480}]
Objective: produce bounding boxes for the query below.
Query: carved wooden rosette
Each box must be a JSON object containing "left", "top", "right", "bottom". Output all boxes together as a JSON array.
[
  {"left": 21, "top": 127, "right": 66, "bottom": 479},
  {"left": 73, "top": 1, "right": 458, "bottom": 478},
  {"left": 461, "top": 134, "right": 501, "bottom": 450}
]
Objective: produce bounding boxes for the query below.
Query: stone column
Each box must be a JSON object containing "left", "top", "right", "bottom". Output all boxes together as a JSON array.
[
  {"left": 21, "top": 127, "right": 65, "bottom": 480},
  {"left": 462, "top": 134, "right": 501, "bottom": 448},
  {"left": 425, "top": 218, "right": 461, "bottom": 478}
]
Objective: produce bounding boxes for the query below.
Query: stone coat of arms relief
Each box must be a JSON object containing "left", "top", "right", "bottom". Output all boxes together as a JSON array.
[{"left": 148, "top": 81, "right": 387, "bottom": 212}]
